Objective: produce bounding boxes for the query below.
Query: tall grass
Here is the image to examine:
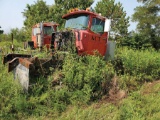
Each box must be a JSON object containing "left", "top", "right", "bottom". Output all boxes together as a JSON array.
[
  {"left": 117, "top": 83, "right": 160, "bottom": 120},
  {"left": 56, "top": 82, "right": 160, "bottom": 120},
  {"left": 0, "top": 56, "right": 24, "bottom": 119},
  {"left": 113, "top": 47, "right": 160, "bottom": 90}
]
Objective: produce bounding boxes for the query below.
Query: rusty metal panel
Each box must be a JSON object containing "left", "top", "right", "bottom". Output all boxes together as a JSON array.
[
  {"left": 19, "top": 58, "right": 33, "bottom": 69},
  {"left": 3, "top": 53, "right": 31, "bottom": 64},
  {"left": 14, "top": 64, "right": 29, "bottom": 91}
]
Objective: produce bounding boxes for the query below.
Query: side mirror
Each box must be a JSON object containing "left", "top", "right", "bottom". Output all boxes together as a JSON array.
[{"left": 104, "top": 19, "right": 111, "bottom": 32}]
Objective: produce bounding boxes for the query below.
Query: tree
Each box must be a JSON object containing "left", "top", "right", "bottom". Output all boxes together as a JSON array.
[
  {"left": 132, "top": 0, "right": 160, "bottom": 50},
  {"left": 22, "top": 0, "right": 94, "bottom": 38},
  {"left": 121, "top": 31, "right": 152, "bottom": 49},
  {"left": 10, "top": 28, "right": 27, "bottom": 42},
  {"left": 49, "top": 0, "right": 94, "bottom": 27},
  {"left": 95, "top": 0, "right": 130, "bottom": 43},
  {"left": 0, "top": 26, "right": 4, "bottom": 34},
  {"left": 22, "top": 0, "right": 50, "bottom": 39}
]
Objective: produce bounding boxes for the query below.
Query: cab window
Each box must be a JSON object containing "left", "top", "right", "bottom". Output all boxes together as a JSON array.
[
  {"left": 33, "top": 28, "right": 39, "bottom": 36},
  {"left": 43, "top": 26, "right": 54, "bottom": 35},
  {"left": 91, "top": 18, "right": 104, "bottom": 34}
]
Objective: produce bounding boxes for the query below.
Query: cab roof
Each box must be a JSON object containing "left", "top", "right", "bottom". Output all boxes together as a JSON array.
[
  {"left": 62, "top": 10, "right": 106, "bottom": 20},
  {"left": 42, "top": 22, "right": 59, "bottom": 26},
  {"left": 33, "top": 22, "right": 59, "bottom": 27}
]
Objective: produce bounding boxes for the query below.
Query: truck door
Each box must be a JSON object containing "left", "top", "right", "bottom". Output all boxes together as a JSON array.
[
  {"left": 43, "top": 26, "right": 54, "bottom": 49},
  {"left": 32, "top": 27, "right": 40, "bottom": 48},
  {"left": 88, "top": 17, "right": 108, "bottom": 56},
  {"left": 32, "top": 26, "right": 42, "bottom": 48}
]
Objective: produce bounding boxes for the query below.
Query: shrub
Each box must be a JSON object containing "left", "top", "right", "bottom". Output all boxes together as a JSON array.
[
  {"left": 121, "top": 32, "right": 152, "bottom": 49},
  {"left": 113, "top": 47, "right": 160, "bottom": 90},
  {"left": 62, "top": 54, "right": 115, "bottom": 103}
]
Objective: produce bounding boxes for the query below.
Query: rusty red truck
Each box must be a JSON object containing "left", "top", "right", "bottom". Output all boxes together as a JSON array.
[
  {"left": 25, "top": 22, "right": 58, "bottom": 49},
  {"left": 54, "top": 8, "right": 111, "bottom": 56}
]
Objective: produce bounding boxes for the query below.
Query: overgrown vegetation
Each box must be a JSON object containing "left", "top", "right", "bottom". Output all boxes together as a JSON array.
[
  {"left": 113, "top": 47, "right": 160, "bottom": 90},
  {"left": 0, "top": 47, "right": 159, "bottom": 119},
  {"left": 56, "top": 82, "right": 160, "bottom": 120},
  {"left": 0, "top": 0, "right": 160, "bottom": 119},
  {"left": 0, "top": 52, "right": 114, "bottom": 119},
  {"left": 132, "top": 0, "right": 160, "bottom": 50}
]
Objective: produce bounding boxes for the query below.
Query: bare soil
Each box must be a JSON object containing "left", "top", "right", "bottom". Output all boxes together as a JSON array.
[{"left": 141, "top": 80, "right": 160, "bottom": 95}]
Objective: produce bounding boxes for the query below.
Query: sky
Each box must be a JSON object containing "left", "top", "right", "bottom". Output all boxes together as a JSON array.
[{"left": 0, "top": 0, "right": 141, "bottom": 33}]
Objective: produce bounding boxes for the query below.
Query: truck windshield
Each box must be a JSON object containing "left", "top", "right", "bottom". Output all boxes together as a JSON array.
[{"left": 65, "top": 14, "right": 89, "bottom": 30}]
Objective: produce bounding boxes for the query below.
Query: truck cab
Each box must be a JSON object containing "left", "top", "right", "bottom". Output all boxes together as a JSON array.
[
  {"left": 32, "top": 22, "right": 58, "bottom": 49},
  {"left": 62, "top": 8, "right": 110, "bottom": 56}
]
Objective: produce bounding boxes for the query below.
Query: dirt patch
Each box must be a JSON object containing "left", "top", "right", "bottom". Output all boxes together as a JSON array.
[
  {"left": 141, "top": 80, "right": 160, "bottom": 95},
  {"left": 100, "top": 76, "right": 127, "bottom": 105},
  {"left": 107, "top": 76, "right": 127, "bottom": 103}
]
